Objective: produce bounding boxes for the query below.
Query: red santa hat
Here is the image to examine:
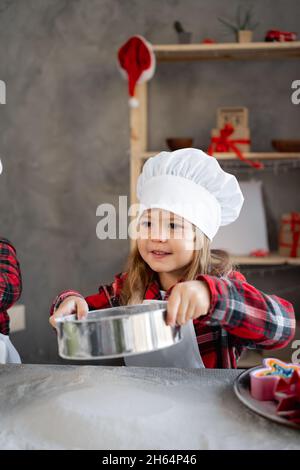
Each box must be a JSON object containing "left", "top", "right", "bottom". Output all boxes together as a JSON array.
[{"left": 118, "top": 35, "right": 156, "bottom": 107}]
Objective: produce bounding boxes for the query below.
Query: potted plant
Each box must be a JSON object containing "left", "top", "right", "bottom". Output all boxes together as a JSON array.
[
  {"left": 218, "top": 4, "right": 259, "bottom": 43},
  {"left": 174, "top": 21, "right": 192, "bottom": 44}
]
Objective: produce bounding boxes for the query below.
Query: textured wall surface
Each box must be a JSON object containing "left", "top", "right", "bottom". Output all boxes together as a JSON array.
[{"left": 0, "top": 0, "right": 299, "bottom": 363}]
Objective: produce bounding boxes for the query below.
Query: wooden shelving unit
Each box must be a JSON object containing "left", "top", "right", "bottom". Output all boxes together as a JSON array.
[
  {"left": 152, "top": 41, "right": 300, "bottom": 62},
  {"left": 129, "top": 41, "right": 300, "bottom": 264}
]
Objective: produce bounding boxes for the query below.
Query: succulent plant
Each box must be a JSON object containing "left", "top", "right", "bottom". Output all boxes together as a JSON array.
[
  {"left": 174, "top": 21, "right": 186, "bottom": 34},
  {"left": 218, "top": 4, "right": 259, "bottom": 32}
]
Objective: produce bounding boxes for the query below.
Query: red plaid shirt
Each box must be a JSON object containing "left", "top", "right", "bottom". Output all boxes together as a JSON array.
[
  {"left": 0, "top": 238, "right": 22, "bottom": 335},
  {"left": 50, "top": 270, "right": 296, "bottom": 368}
]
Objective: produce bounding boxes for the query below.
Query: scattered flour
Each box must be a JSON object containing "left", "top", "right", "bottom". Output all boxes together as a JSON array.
[{"left": 0, "top": 367, "right": 299, "bottom": 450}]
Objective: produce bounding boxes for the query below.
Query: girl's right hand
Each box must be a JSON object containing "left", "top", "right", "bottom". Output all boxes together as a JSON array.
[{"left": 49, "top": 296, "right": 89, "bottom": 328}]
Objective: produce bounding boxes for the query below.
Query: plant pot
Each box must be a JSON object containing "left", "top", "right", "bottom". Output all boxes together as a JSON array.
[
  {"left": 237, "top": 30, "right": 253, "bottom": 43},
  {"left": 272, "top": 140, "right": 300, "bottom": 152},
  {"left": 177, "top": 32, "right": 192, "bottom": 44},
  {"left": 166, "top": 137, "right": 194, "bottom": 151}
]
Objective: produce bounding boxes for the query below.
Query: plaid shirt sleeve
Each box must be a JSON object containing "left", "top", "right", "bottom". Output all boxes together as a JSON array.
[
  {"left": 0, "top": 238, "right": 22, "bottom": 309},
  {"left": 195, "top": 270, "right": 296, "bottom": 350},
  {"left": 49, "top": 290, "right": 85, "bottom": 317},
  {"left": 49, "top": 273, "right": 127, "bottom": 318},
  {"left": 49, "top": 283, "right": 117, "bottom": 317},
  {"left": 0, "top": 238, "right": 22, "bottom": 334}
]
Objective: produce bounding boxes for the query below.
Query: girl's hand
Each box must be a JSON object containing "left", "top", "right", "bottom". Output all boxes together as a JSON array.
[
  {"left": 166, "top": 280, "right": 211, "bottom": 326},
  {"left": 49, "top": 296, "right": 89, "bottom": 328}
]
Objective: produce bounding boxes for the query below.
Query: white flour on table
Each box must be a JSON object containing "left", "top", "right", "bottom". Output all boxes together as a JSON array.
[{"left": 0, "top": 367, "right": 299, "bottom": 450}]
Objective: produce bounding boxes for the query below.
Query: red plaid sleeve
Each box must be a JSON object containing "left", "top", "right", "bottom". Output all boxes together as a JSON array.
[
  {"left": 195, "top": 270, "right": 296, "bottom": 350},
  {"left": 49, "top": 273, "right": 127, "bottom": 318},
  {"left": 49, "top": 290, "right": 85, "bottom": 317},
  {"left": 49, "top": 279, "right": 119, "bottom": 318},
  {"left": 0, "top": 238, "right": 22, "bottom": 335}
]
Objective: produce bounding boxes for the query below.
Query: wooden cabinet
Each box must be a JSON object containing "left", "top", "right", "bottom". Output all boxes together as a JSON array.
[{"left": 129, "top": 41, "right": 300, "bottom": 264}]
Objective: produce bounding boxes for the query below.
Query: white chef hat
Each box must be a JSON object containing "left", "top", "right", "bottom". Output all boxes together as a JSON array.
[{"left": 136, "top": 148, "right": 244, "bottom": 241}]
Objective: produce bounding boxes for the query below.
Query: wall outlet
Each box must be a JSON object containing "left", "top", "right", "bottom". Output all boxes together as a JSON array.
[{"left": 8, "top": 304, "right": 26, "bottom": 333}]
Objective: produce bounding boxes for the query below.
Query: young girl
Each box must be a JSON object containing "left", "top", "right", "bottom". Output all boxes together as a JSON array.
[{"left": 49, "top": 148, "right": 295, "bottom": 368}]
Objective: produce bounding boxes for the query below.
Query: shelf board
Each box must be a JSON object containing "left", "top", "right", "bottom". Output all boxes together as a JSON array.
[
  {"left": 230, "top": 254, "right": 300, "bottom": 266},
  {"left": 230, "top": 255, "right": 281, "bottom": 266},
  {"left": 139, "top": 151, "right": 300, "bottom": 162},
  {"left": 286, "top": 257, "right": 300, "bottom": 266},
  {"left": 153, "top": 41, "right": 300, "bottom": 62}
]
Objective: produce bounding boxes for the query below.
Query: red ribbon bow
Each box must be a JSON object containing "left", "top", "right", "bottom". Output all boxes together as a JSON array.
[{"left": 207, "top": 123, "right": 263, "bottom": 169}]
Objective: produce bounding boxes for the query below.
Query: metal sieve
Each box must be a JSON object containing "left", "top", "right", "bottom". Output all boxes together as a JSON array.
[{"left": 55, "top": 301, "right": 182, "bottom": 360}]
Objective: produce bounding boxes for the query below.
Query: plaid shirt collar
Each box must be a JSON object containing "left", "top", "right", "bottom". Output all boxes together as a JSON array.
[{"left": 114, "top": 271, "right": 186, "bottom": 301}]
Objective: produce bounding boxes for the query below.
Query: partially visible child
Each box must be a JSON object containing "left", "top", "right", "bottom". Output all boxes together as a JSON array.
[
  {"left": 0, "top": 238, "right": 22, "bottom": 363},
  {"left": 0, "top": 157, "right": 22, "bottom": 363},
  {"left": 0, "top": 159, "right": 22, "bottom": 336},
  {"left": 0, "top": 237, "right": 22, "bottom": 335}
]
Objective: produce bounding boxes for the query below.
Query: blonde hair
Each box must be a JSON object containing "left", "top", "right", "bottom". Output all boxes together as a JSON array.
[{"left": 119, "top": 226, "right": 235, "bottom": 305}]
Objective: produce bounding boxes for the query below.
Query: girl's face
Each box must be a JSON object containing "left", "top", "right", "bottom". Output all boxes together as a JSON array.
[{"left": 137, "top": 209, "right": 202, "bottom": 276}]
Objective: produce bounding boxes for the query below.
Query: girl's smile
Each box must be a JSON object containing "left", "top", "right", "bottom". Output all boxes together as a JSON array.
[
  {"left": 137, "top": 208, "right": 202, "bottom": 289},
  {"left": 150, "top": 250, "right": 172, "bottom": 260}
]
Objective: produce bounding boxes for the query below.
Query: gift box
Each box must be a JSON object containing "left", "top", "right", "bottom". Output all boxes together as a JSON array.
[
  {"left": 207, "top": 107, "right": 263, "bottom": 169},
  {"left": 217, "top": 106, "right": 249, "bottom": 130},
  {"left": 211, "top": 126, "right": 251, "bottom": 154},
  {"left": 279, "top": 212, "right": 300, "bottom": 258},
  {"left": 208, "top": 123, "right": 263, "bottom": 169},
  {"left": 280, "top": 212, "right": 300, "bottom": 232}
]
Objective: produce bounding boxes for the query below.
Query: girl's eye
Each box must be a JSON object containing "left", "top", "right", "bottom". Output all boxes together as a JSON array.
[
  {"left": 140, "top": 221, "right": 182, "bottom": 229},
  {"left": 169, "top": 222, "right": 181, "bottom": 229},
  {"left": 141, "top": 221, "right": 151, "bottom": 227}
]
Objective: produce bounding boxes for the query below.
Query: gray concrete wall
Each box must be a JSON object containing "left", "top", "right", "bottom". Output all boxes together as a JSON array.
[{"left": 0, "top": 0, "right": 299, "bottom": 364}]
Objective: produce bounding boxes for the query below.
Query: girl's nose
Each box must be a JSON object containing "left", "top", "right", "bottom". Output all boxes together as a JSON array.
[{"left": 150, "top": 224, "right": 169, "bottom": 241}]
